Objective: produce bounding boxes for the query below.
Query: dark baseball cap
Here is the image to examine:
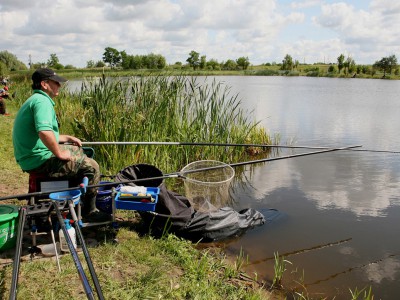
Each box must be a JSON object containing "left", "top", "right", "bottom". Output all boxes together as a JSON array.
[{"left": 32, "top": 68, "right": 68, "bottom": 84}]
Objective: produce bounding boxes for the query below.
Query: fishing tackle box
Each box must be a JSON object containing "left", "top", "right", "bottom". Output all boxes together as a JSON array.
[{"left": 115, "top": 187, "right": 160, "bottom": 211}]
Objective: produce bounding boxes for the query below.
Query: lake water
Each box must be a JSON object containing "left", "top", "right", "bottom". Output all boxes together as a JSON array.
[
  {"left": 210, "top": 76, "right": 400, "bottom": 299},
  {"left": 69, "top": 75, "right": 400, "bottom": 299}
]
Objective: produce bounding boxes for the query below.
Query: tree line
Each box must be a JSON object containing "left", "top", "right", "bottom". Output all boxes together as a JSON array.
[
  {"left": 0, "top": 49, "right": 398, "bottom": 78},
  {"left": 280, "top": 53, "right": 398, "bottom": 77},
  {"left": 101, "top": 47, "right": 250, "bottom": 71}
]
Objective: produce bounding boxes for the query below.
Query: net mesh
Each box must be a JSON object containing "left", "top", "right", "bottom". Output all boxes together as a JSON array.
[{"left": 181, "top": 160, "right": 235, "bottom": 212}]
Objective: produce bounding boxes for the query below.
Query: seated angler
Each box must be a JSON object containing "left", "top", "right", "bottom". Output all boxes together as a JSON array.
[{"left": 12, "top": 68, "right": 110, "bottom": 222}]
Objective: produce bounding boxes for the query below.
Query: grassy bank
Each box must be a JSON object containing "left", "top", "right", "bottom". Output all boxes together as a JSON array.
[{"left": 0, "top": 80, "right": 276, "bottom": 299}]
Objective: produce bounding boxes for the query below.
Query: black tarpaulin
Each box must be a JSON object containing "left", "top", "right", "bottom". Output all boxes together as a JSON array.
[{"left": 115, "top": 164, "right": 268, "bottom": 242}]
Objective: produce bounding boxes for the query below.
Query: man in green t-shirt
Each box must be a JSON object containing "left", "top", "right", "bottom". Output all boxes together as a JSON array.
[{"left": 13, "top": 68, "right": 109, "bottom": 222}]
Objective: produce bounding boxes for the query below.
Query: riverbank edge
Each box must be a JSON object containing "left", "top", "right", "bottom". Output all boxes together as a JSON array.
[
  {"left": 0, "top": 102, "right": 281, "bottom": 299},
  {"left": 7, "top": 64, "right": 400, "bottom": 82}
]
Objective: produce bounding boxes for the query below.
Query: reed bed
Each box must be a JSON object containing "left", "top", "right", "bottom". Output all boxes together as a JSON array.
[{"left": 66, "top": 75, "right": 271, "bottom": 175}]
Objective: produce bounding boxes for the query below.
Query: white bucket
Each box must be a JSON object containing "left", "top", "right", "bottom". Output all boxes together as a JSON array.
[{"left": 40, "top": 242, "right": 61, "bottom": 257}]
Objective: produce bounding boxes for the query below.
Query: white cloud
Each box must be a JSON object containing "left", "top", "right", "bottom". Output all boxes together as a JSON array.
[
  {"left": 291, "top": 0, "right": 321, "bottom": 10},
  {"left": 313, "top": 2, "right": 400, "bottom": 63},
  {"left": 0, "top": 0, "right": 399, "bottom": 67}
]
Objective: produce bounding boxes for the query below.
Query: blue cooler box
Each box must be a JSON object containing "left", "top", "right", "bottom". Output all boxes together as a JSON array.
[
  {"left": 115, "top": 187, "right": 160, "bottom": 211},
  {"left": 96, "top": 181, "right": 121, "bottom": 214}
]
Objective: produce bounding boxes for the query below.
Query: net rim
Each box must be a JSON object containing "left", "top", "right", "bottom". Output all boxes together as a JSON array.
[{"left": 180, "top": 160, "right": 235, "bottom": 185}]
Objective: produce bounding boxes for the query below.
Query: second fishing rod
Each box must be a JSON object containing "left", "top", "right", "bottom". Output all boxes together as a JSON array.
[
  {"left": 0, "top": 144, "right": 361, "bottom": 202},
  {"left": 81, "top": 141, "right": 400, "bottom": 154}
]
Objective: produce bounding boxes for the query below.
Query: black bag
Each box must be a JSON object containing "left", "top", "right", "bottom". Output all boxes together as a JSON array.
[{"left": 115, "top": 164, "right": 268, "bottom": 242}]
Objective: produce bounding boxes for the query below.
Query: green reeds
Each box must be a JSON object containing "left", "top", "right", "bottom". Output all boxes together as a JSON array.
[
  {"left": 349, "top": 286, "right": 374, "bottom": 300},
  {"left": 272, "top": 251, "right": 292, "bottom": 289},
  {"left": 68, "top": 75, "right": 271, "bottom": 174}
]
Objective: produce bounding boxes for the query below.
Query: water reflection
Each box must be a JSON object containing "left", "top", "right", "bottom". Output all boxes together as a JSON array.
[
  {"left": 221, "top": 76, "right": 400, "bottom": 298},
  {"left": 236, "top": 152, "right": 400, "bottom": 218},
  {"left": 69, "top": 75, "right": 400, "bottom": 297}
]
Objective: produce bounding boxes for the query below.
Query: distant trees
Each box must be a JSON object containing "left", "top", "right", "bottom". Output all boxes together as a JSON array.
[
  {"left": 373, "top": 55, "right": 398, "bottom": 78},
  {"left": 337, "top": 54, "right": 345, "bottom": 74},
  {"left": 186, "top": 50, "right": 200, "bottom": 70},
  {"left": 0, "top": 50, "right": 27, "bottom": 73},
  {"left": 236, "top": 56, "right": 250, "bottom": 70},
  {"left": 121, "top": 52, "right": 166, "bottom": 69},
  {"left": 206, "top": 59, "right": 220, "bottom": 70},
  {"left": 2, "top": 48, "right": 399, "bottom": 78},
  {"left": 344, "top": 56, "right": 356, "bottom": 74},
  {"left": 86, "top": 60, "right": 105, "bottom": 68},
  {"left": 103, "top": 47, "right": 121, "bottom": 68},
  {"left": 336, "top": 54, "right": 356, "bottom": 75},
  {"left": 223, "top": 59, "right": 237, "bottom": 70},
  {"left": 47, "top": 53, "right": 64, "bottom": 69},
  {"left": 102, "top": 47, "right": 166, "bottom": 69},
  {"left": 281, "top": 54, "right": 294, "bottom": 71},
  {"left": 186, "top": 50, "right": 251, "bottom": 71},
  {"left": 200, "top": 55, "right": 207, "bottom": 69}
]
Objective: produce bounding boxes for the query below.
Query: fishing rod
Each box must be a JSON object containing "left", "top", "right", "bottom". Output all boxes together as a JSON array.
[
  {"left": 172, "top": 144, "right": 362, "bottom": 175},
  {"left": 81, "top": 141, "right": 399, "bottom": 154},
  {"left": 0, "top": 145, "right": 361, "bottom": 202}
]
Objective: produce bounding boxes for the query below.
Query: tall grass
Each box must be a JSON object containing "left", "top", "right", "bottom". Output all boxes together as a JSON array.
[{"left": 67, "top": 75, "right": 271, "bottom": 174}]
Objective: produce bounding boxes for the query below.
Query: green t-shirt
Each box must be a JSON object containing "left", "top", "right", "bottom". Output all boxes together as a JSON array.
[{"left": 12, "top": 90, "right": 59, "bottom": 171}]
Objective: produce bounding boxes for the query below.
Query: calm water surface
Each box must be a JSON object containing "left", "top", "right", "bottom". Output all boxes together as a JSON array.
[
  {"left": 69, "top": 76, "right": 400, "bottom": 298},
  {"left": 212, "top": 76, "right": 400, "bottom": 299}
]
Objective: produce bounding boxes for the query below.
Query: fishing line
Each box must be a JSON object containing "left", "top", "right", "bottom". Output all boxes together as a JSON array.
[
  {"left": 305, "top": 252, "right": 400, "bottom": 287},
  {"left": 81, "top": 141, "right": 399, "bottom": 154},
  {"left": 0, "top": 145, "right": 361, "bottom": 201},
  {"left": 247, "top": 238, "right": 352, "bottom": 266}
]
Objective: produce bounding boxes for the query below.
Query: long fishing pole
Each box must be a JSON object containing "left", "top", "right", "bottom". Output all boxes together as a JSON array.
[
  {"left": 0, "top": 145, "right": 361, "bottom": 202},
  {"left": 174, "top": 145, "right": 362, "bottom": 175},
  {"left": 81, "top": 141, "right": 399, "bottom": 154}
]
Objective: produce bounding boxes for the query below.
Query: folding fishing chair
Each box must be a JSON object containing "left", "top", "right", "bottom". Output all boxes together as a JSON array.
[
  {"left": 9, "top": 178, "right": 105, "bottom": 300},
  {"left": 18, "top": 147, "right": 95, "bottom": 257}
]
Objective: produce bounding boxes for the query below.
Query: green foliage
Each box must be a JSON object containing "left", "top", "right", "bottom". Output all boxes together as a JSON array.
[
  {"left": 281, "top": 54, "right": 294, "bottom": 71},
  {"left": 68, "top": 75, "right": 270, "bottom": 174},
  {"left": 237, "top": 57, "right": 250, "bottom": 70},
  {"left": 272, "top": 252, "right": 292, "bottom": 289},
  {"left": 337, "top": 53, "right": 345, "bottom": 74},
  {"left": 223, "top": 59, "right": 237, "bottom": 70},
  {"left": 47, "top": 53, "right": 60, "bottom": 68},
  {"left": 374, "top": 54, "right": 398, "bottom": 77},
  {"left": 64, "top": 64, "right": 76, "bottom": 70},
  {"left": 0, "top": 50, "right": 28, "bottom": 72},
  {"left": 349, "top": 286, "right": 374, "bottom": 300},
  {"left": 186, "top": 50, "right": 200, "bottom": 70},
  {"left": 86, "top": 60, "right": 95, "bottom": 68},
  {"left": 116, "top": 50, "right": 168, "bottom": 70},
  {"left": 252, "top": 69, "right": 280, "bottom": 76},
  {"left": 0, "top": 61, "right": 7, "bottom": 77},
  {"left": 103, "top": 47, "right": 121, "bottom": 68},
  {"left": 328, "top": 65, "right": 336, "bottom": 73},
  {"left": 0, "top": 228, "right": 266, "bottom": 299},
  {"left": 206, "top": 59, "right": 221, "bottom": 70},
  {"left": 200, "top": 55, "right": 207, "bottom": 69}
]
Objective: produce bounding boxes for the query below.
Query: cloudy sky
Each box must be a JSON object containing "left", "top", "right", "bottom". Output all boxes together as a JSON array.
[{"left": 1, "top": 0, "right": 399, "bottom": 68}]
